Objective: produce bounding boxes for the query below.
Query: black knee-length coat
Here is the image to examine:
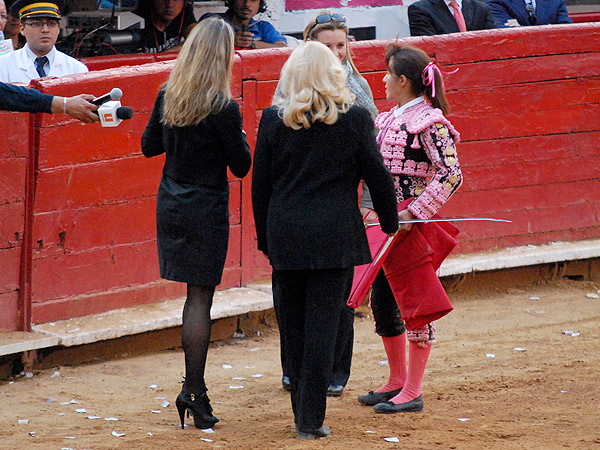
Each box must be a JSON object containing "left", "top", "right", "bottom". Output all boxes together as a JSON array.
[
  {"left": 142, "top": 89, "right": 252, "bottom": 285},
  {"left": 251, "top": 105, "right": 398, "bottom": 271}
]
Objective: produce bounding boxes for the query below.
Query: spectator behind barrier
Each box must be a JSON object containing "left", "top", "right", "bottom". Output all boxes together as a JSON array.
[
  {"left": 486, "top": 0, "right": 572, "bottom": 27},
  {"left": 200, "top": 0, "right": 287, "bottom": 49},
  {"left": 0, "top": 0, "right": 7, "bottom": 33},
  {"left": 408, "top": 0, "right": 496, "bottom": 35},
  {"left": 3, "top": 4, "right": 26, "bottom": 50},
  {"left": 134, "top": 0, "right": 197, "bottom": 53},
  {"left": 0, "top": 0, "right": 88, "bottom": 83}
]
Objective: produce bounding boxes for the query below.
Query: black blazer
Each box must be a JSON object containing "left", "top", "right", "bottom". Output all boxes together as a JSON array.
[
  {"left": 409, "top": 0, "right": 496, "bottom": 35},
  {"left": 252, "top": 105, "right": 399, "bottom": 271},
  {"left": 142, "top": 89, "right": 252, "bottom": 187}
]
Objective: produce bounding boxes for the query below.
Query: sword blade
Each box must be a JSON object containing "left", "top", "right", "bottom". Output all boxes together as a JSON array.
[{"left": 365, "top": 217, "right": 512, "bottom": 227}]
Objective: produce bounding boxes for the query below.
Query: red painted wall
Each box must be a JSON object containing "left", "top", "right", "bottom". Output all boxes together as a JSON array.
[{"left": 1, "top": 23, "right": 599, "bottom": 331}]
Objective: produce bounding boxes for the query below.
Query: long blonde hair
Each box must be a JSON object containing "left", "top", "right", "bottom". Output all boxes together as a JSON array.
[
  {"left": 303, "top": 10, "right": 360, "bottom": 76},
  {"left": 273, "top": 41, "right": 355, "bottom": 130},
  {"left": 162, "top": 18, "right": 234, "bottom": 127}
]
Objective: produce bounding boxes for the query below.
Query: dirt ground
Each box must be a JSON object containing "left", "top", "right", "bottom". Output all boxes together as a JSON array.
[{"left": 1, "top": 277, "right": 599, "bottom": 450}]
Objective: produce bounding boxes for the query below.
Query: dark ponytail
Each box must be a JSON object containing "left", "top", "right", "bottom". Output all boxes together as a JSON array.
[{"left": 384, "top": 44, "right": 450, "bottom": 115}]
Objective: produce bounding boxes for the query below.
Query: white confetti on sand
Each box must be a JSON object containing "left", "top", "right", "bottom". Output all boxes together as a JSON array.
[
  {"left": 229, "top": 385, "right": 244, "bottom": 389},
  {"left": 112, "top": 431, "right": 125, "bottom": 437},
  {"left": 486, "top": 353, "right": 495, "bottom": 358},
  {"left": 458, "top": 418, "right": 470, "bottom": 422},
  {"left": 222, "top": 364, "right": 233, "bottom": 369},
  {"left": 384, "top": 436, "right": 400, "bottom": 442},
  {"left": 514, "top": 347, "right": 527, "bottom": 352}
]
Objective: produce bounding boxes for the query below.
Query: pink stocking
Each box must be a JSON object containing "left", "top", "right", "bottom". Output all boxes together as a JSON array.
[
  {"left": 375, "top": 333, "right": 407, "bottom": 393},
  {"left": 388, "top": 341, "right": 432, "bottom": 404}
]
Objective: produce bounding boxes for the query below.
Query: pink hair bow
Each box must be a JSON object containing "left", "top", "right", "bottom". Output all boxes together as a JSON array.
[{"left": 421, "top": 62, "right": 459, "bottom": 98}]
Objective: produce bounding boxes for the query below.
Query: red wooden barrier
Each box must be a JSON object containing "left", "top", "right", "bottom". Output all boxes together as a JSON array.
[{"left": 1, "top": 23, "right": 599, "bottom": 331}]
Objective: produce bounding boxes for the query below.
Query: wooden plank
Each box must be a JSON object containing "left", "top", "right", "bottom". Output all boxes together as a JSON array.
[{"left": 34, "top": 155, "right": 163, "bottom": 213}]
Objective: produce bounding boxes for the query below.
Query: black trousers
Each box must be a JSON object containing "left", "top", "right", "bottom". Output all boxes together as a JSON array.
[
  {"left": 371, "top": 269, "right": 406, "bottom": 337},
  {"left": 276, "top": 281, "right": 354, "bottom": 388},
  {"left": 272, "top": 267, "right": 353, "bottom": 430}
]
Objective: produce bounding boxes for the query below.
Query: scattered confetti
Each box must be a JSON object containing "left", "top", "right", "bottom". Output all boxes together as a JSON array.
[
  {"left": 148, "top": 432, "right": 153, "bottom": 436},
  {"left": 149, "top": 384, "right": 158, "bottom": 389},
  {"left": 229, "top": 385, "right": 244, "bottom": 389},
  {"left": 45, "top": 397, "right": 56, "bottom": 403},
  {"left": 88, "top": 416, "right": 102, "bottom": 420},
  {"left": 161, "top": 400, "right": 170, "bottom": 408},
  {"left": 586, "top": 293, "right": 599, "bottom": 299},
  {"left": 536, "top": 311, "right": 545, "bottom": 314},
  {"left": 61, "top": 448, "right": 74, "bottom": 450},
  {"left": 232, "top": 377, "right": 246, "bottom": 380},
  {"left": 202, "top": 428, "right": 215, "bottom": 433},
  {"left": 563, "top": 330, "right": 580, "bottom": 336},
  {"left": 60, "top": 399, "right": 79, "bottom": 405},
  {"left": 249, "top": 347, "right": 261, "bottom": 352},
  {"left": 201, "top": 438, "right": 214, "bottom": 442},
  {"left": 514, "top": 347, "right": 527, "bottom": 352},
  {"left": 51, "top": 371, "right": 60, "bottom": 378},
  {"left": 155, "top": 396, "right": 167, "bottom": 400},
  {"left": 150, "top": 410, "right": 162, "bottom": 414},
  {"left": 529, "top": 296, "right": 540, "bottom": 301},
  {"left": 222, "top": 364, "right": 233, "bottom": 369},
  {"left": 64, "top": 436, "right": 76, "bottom": 439},
  {"left": 244, "top": 365, "right": 256, "bottom": 369},
  {"left": 458, "top": 418, "right": 470, "bottom": 422},
  {"left": 384, "top": 436, "right": 400, "bottom": 442},
  {"left": 365, "top": 430, "right": 376, "bottom": 433},
  {"left": 561, "top": 390, "right": 568, "bottom": 393},
  {"left": 25, "top": 372, "right": 34, "bottom": 378},
  {"left": 486, "top": 353, "right": 495, "bottom": 358},
  {"left": 112, "top": 431, "right": 125, "bottom": 437},
  {"left": 252, "top": 374, "right": 263, "bottom": 378},
  {"left": 28, "top": 431, "right": 35, "bottom": 437},
  {"left": 378, "top": 360, "right": 388, "bottom": 366},
  {"left": 75, "top": 408, "right": 87, "bottom": 413},
  {"left": 105, "top": 417, "right": 119, "bottom": 421},
  {"left": 18, "top": 419, "right": 29, "bottom": 424}
]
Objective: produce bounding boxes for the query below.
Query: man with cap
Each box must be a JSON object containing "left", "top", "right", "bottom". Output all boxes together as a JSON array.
[{"left": 0, "top": 0, "right": 88, "bottom": 83}]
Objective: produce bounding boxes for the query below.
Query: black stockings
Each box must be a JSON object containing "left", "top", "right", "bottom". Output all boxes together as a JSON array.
[{"left": 181, "top": 284, "right": 215, "bottom": 392}]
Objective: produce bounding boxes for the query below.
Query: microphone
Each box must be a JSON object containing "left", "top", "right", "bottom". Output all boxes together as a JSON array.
[
  {"left": 92, "top": 88, "right": 123, "bottom": 106},
  {"left": 98, "top": 101, "right": 134, "bottom": 127},
  {"left": 116, "top": 106, "right": 134, "bottom": 120}
]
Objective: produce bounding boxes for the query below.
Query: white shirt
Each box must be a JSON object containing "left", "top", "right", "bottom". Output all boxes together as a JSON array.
[
  {"left": 0, "top": 43, "right": 88, "bottom": 84},
  {"left": 394, "top": 96, "right": 425, "bottom": 117}
]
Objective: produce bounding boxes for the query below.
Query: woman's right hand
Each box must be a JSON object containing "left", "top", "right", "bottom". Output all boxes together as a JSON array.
[{"left": 360, "top": 207, "right": 378, "bottom": 224}]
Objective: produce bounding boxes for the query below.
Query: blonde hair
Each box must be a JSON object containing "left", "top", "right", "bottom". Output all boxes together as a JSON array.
[
  {"left": 303, "top": 10, "right": 360, "bottom": 76},
  {"left": 162, "top": 18, "right": 234, "bottom": 127},
  {"left": 273, "top": 41, "right": 355, "bottom": 130}
]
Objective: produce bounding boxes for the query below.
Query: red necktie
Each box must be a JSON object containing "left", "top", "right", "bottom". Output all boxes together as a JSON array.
[{"left": 449, "top": 1, "right": 468, "bottom": 32}]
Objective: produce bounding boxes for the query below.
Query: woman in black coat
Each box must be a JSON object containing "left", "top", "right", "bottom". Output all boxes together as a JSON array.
[
  {"left": 141, "top": 18, "right": 251, "bottom": 430},
  {"left": 252, "top": 41, "right": 398, "bottom": 440}
]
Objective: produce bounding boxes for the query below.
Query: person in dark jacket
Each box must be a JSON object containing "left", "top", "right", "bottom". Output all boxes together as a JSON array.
[
  {"left": 0, "top": 82, "right": 98, "bottom": 121},
  {"left": 487, "top": 0, "right": 572, "bottom": 27},
  {"left": 141, "top": 18, "right": 251, "bottom": 431},
  {"left": 409, "top": 0, "right": 496, "bottom": 35},
  {"left": 252, "top": 41, "right": 398, "bottom": 440}
]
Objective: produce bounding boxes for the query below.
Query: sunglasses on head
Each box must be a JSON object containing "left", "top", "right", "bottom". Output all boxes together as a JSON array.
[{"left": 315, "top": 13, "right": 346, "bottom": 25}]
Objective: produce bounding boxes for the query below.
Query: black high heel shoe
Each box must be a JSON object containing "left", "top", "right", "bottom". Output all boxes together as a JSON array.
[{"left": 176, "top": 386, "right": 219, "bottom": 429}]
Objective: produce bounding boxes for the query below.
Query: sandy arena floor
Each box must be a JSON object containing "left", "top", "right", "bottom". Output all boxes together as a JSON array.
[{"left": 1, "top": 278, "right": 599, "bottom": 449}]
